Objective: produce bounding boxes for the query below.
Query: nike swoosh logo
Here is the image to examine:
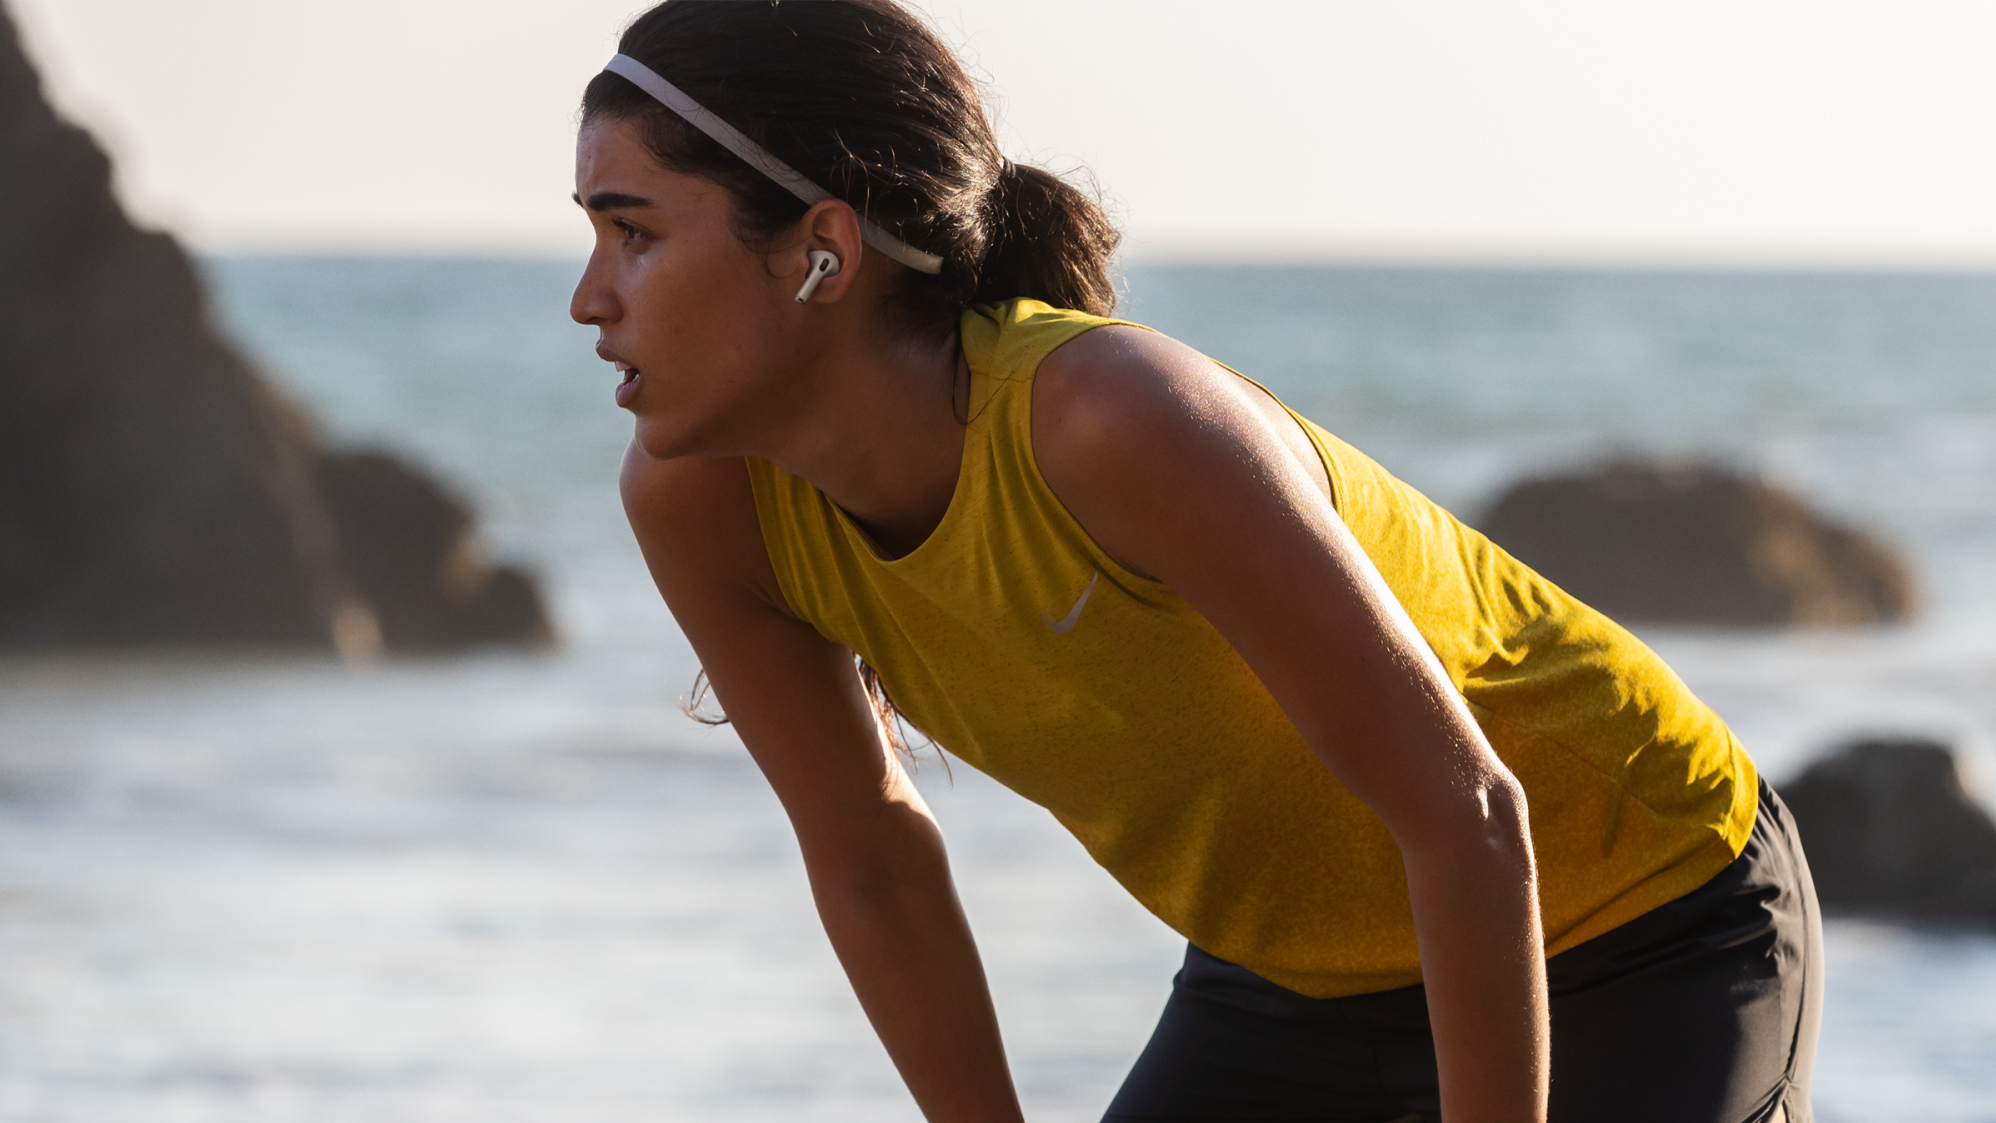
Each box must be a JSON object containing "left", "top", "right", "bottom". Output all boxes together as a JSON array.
[{"left": 1045, "top": 571, "right": 1101, "bottom": 634}]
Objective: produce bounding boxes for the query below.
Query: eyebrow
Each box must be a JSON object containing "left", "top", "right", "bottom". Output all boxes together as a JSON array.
[{"left": 574, "top": 191, "right": 654, "bottom": 211}]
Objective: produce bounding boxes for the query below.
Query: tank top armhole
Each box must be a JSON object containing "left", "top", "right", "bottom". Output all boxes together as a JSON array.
[
  {"left": 1290, "top": 413, "right": 1347, "bottom": 518},
  {"left": 1013, "top": 318, "right": 1181, "bottom": 600},
  {"left": 1207, "top": 360, "right": 1348, "bottom": 518}
]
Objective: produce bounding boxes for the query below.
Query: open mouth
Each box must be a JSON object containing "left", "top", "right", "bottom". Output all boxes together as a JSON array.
[{"left": 613, "top": 361, "right": 641, "bottom": 407}]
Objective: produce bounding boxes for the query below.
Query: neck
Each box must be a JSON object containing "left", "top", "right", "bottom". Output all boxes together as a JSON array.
[{"left": 759, "top": 315, "right": 965, "bottom": 559}]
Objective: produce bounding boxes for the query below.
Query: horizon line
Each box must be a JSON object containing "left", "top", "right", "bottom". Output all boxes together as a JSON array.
[{"left": 189, "top": 243, "right": 1996, "bottom": 277}]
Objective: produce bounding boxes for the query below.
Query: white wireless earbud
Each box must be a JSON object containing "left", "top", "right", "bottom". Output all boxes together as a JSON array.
[{"left": 793, "top": 249, "right": 841, "bottom": 304}]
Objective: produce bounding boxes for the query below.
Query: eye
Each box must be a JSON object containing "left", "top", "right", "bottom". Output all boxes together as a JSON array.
[{"left": 613, "top": 219, "right": 650, "bottom": 248}]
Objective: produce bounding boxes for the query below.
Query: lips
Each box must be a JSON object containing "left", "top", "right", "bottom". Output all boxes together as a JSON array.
[{"left": 613, "top": 361, "right": 641, "bottom": 408}]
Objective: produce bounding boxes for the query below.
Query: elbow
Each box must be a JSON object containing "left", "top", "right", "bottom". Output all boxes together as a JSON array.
[
  {"left": 806, "top": 852, "right": 958, "bottom": 947},
  {"left": 1393, "top": 767, "right": 1535, "bottom": 872},
  {"left": 1479, "top": 772, "right": 1534, "bottom": 866},
  {"left": 1482, "top": 771, "right": 1528, "bottom": 831},
  {"left": 800, "top": 821, "right": 954, "bottom": 918},
  {"left": 811, "top": 860, "right": 936, "bottom": 911}
]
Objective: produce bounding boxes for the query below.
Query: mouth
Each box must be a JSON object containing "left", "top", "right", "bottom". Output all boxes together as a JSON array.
[{"left": 613, "top": 360, "right": 641, "bottom": 407}]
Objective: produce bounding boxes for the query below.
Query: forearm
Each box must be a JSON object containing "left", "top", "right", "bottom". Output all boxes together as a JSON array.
[
  {"left": 806, "top": 818, "right": 1024, "bottom": 1123},
  {"left": 1401, "top": 777, "right": 1549, "bottom": 1123}
]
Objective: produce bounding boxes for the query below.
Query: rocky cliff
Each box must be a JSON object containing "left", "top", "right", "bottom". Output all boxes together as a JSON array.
[{"left": 0, "top": 6, "right": 550, "bottom": 654}]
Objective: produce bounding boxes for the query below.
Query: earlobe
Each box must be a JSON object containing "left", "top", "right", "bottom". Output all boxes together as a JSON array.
[{"left": 794, "top": 249, "right": 842, "bottom": 304}]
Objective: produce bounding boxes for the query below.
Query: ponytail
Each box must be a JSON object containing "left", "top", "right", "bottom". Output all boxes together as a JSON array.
[{"left": 972, "top": 161, "right": 1121, "bottom": 318}]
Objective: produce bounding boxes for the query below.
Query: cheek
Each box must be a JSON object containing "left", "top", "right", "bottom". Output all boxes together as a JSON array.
[
  {"left": 623, "top": 256, "right": 795, "bottom": 439},
  {"left": 633, "top": 252, "right": 779, "bottom": 364}
]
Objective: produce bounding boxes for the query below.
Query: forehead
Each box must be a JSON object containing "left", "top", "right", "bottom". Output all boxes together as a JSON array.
[
  {"left": 574, "top": 117, "right": 726, "bottom": 212},
  {"left": 575, "top": 117, "right": 661, "bottom": 190}
]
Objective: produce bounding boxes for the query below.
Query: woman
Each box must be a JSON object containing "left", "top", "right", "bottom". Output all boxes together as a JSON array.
[{"left": 569, "top": 3, "right": 1822, "bottom": 1120}]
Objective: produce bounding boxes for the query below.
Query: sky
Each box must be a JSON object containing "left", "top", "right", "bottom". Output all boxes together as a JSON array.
[{"left": 12, "top": 0, "right": 1996, "bottom": 266}]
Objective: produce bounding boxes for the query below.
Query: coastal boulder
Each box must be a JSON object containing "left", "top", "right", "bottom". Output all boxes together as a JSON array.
[
  {"left": 1477, "top": 461, "right": 1913, "bottom": 626},
  {"left": 318, "top": 451, "right": 552, "bottom": 651},
  {"left": 0, "top": 8, "right": 550, "bottom": 654},
  {"left": 1779, "top": 738, "right": 1996, "bottom": 919}
]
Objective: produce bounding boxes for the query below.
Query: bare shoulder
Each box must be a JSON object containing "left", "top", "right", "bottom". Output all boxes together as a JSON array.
[
  {"left": 618, "top": 445, "right": 791, "bottom": 618},
  {"left": 1031, "top": 326, "right": 1331, "bottom": 556},
  {"left": 1032, "top": 326, "right": 1226, "bottom": 444},
  {"left": 1032, "top": 326, "right": 1246, "bottom": 491}
]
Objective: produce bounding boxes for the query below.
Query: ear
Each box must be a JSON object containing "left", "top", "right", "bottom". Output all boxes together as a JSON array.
[{"left": 784, "top": 198, "right": 867, "bottom": 305}]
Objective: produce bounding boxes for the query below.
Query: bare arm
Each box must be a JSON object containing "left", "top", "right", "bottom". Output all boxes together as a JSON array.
[
  {"left": 621, "top": 448, "right": 1024, "bottom": 1123},
  {"left": 1033, "top": 329, "right": 1550, "bottom": 1123}
]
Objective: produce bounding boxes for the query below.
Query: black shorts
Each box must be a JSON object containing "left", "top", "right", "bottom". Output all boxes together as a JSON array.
[{"left": 1104, "top": 781, "right": 1823, "bottom": 1123}]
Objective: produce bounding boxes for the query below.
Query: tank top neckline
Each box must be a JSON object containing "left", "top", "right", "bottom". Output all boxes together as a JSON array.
[{"left": 820, "top": 342, "right": 985, "bottom": 570}]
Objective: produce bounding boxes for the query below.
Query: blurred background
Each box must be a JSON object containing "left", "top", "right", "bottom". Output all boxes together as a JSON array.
[{"left": 4, "top": 2, "right": 1995, "bottom": 1120}]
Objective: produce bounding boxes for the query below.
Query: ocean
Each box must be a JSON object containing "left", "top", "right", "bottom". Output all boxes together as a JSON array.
[{"left": 2, "top": 258, "right": 1994, "bottom": 1121}]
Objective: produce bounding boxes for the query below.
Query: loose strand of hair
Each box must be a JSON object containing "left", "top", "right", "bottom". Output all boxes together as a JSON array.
[
  {"left": 681, "top": 662, "right": 948, "bottom": 779},
  {"left": 681, "top": 668, "right": 729, "bottom": 726}
]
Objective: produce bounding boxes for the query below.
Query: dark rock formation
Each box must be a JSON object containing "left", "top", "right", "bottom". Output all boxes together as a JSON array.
[
  {"left": 0, "top": 7, "right": 550, "bottom": 654},
  {"left": 318, "top": 452, "right": 551, "bottom": 651},
  {"left": 1477, "top": 461, "right": 1913, "bottom": 626},
  {"left": 1780, "top": 738, "right": 1996, "bottom": 919}
]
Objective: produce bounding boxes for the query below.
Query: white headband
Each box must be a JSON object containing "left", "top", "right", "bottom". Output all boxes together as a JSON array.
[{"left": 603, "top": 54, "right": 944, "bottom": 275}]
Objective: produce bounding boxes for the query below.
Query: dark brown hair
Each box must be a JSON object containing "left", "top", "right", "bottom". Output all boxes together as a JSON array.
[{"left": 580, "top": 0, "right": 1120, "bottom": 338}]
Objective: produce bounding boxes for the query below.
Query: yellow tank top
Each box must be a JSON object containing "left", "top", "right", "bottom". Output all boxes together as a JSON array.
[{"left": 746, "top": 299, "right": 1758, "bottom": 999}]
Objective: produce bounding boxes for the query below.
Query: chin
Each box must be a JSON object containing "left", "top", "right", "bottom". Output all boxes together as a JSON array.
[
  {"left": 629, "top": 414, "right": 710, "bottom": 463},
  {"left": 630, "top": 420, "right": 679, "bottom": 461}
]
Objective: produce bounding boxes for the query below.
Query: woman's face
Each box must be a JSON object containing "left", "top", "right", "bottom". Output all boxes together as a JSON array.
[{"left": 570, "top": 115, "right": 805, "bottom": 460}]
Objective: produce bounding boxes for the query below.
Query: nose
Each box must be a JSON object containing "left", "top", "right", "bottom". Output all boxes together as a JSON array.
[{"left": 570, "top": 248, "right": 621, "bottom": 327}]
